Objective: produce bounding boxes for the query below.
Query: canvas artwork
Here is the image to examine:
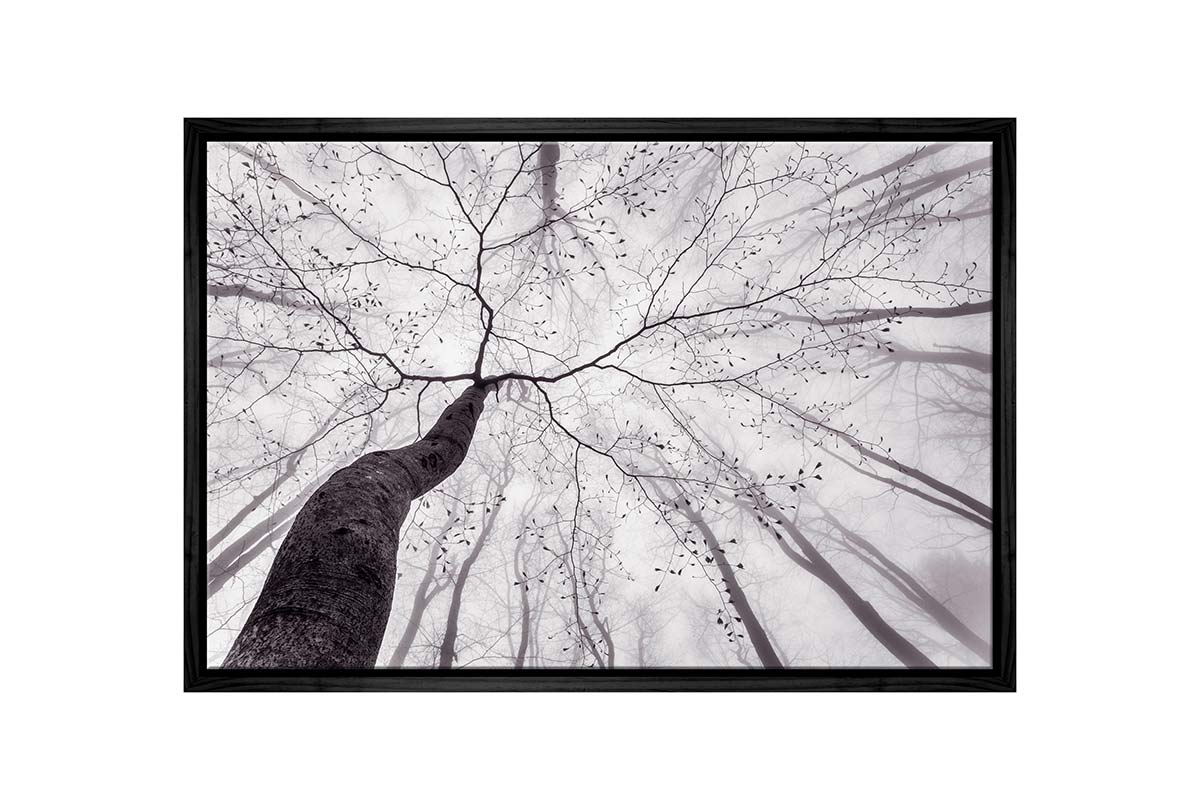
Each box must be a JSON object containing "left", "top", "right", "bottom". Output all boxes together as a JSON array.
[{"left": 190, "top": 123, "right": 1012, "bottom": 688}]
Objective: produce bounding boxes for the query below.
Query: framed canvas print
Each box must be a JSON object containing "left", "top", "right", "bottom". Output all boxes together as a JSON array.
[{"left": 185, "top": 118, "right": 1014, "bottom": 691}]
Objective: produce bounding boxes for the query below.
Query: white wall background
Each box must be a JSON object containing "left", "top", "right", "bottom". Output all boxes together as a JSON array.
[{"left": 2, "top": 1, "right": 1194, "bottom": 808}]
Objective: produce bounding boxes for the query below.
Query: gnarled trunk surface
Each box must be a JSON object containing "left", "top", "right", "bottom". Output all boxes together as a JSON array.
[{"left": 224, "top": 384, "right": 491, "bottom": 669}]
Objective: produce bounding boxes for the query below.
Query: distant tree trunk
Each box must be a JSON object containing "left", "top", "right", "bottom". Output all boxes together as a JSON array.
[
  {"left": 873, "top": 346, "right": 992, "bottom": 374},
  {"left": 206, "top": 282, "right": 315, "bottom": 311},
  {"left": 436, "top": 530, "right": 486, "bottom": 669},
  {"left": 224, "top": 384, "right": 492, "bottom": 669},
  {"left": 571, "top": 596, "right": 607, "bottom": 667},
  {"left": 387, "top": 541, "right": 450, "bottom": 667},
  {"left": 513, "top": 532, "right": 531, "bottom": 669},
  {"left": 839, "top": 434, "right": 992, "bottom": 522},
  {"left": 207, "top": 473, "right": 288, "bottom": 554},
  {"left": 538, "top": 142, "right": 561, "bottom": 218},
  {"left": 821, "top": 511, "right": 991, "bottom": 662},
  {"left": 828, "top": 448, "right": 992, "bottom": 530},
  {"left": 585, "top": 574, "right": 616, "bottom": 668},
  {"left": 842, "top": 143, "right": 951, "bottom": 192},
  {"left": 206, "top": 480, "right": 315, "bottom": 598},
  {"left": 750, "top": 499, "right": 936, "bottom": 668},
  {"left": 208, "top": 426, "right": 407, "bottom": 598},
  {"left": 437, "top": 465, "right": 511, "bottom": 668},
  {"left": 207, "top": 415, "right": 336, "bottom": 553},
  {"left": 767, "top": 298, "right": 991, "bottom": 328},
  {"left": 674, "top": 496, "right": 784, "bottom": 669}
]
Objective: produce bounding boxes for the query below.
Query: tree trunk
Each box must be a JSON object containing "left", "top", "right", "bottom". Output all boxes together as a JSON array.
[
  {"left": 768, "top": 298, "right": 991, "bottom": 328},
  {"left": 677, "top": 498, "right": 784, "bottom": 669},
  {"left": 752, "top": 500, "right": 936, "bottom": 668},
  {"left": 538, "top": 142, "right": 561, "bottom": 218},
  {"left": 877, "top": 347, "right": 992, "bottom": 374},
  {"left": 207, "top": 413, "right": 338, "bottom": 553},
  {"left": 513, "top": 532, "right": 531, "bottom": 669},
  {"left": 840, "top": 435, "right": 992, "bottom": 521},
  {"left": 387, "top": 543, "right": 447, "bottom": 667},
  {"left": 207, "top": 481, "right": 313, "bottom": 598},
  {"left": 829, "top": 449, "right": 992, "bottom": 530},
  {"left": 224, "top": 384, "right": 491, "bottom": 668},
  {"left": 822, "top": 511, "right": 992, "bottom": 662},
  {"left": 436, "top": 524, "right": 487, "bottom": 669},
  {"left": 437, "top": 466, "right": 510, "bottom": 668},
  {"left": 585, "top": 578, "right": 616, "bottom": 668}
]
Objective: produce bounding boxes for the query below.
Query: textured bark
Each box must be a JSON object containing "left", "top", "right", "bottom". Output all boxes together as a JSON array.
[{"left": 224, "top": 384, "right": 491, "bottom": 669}]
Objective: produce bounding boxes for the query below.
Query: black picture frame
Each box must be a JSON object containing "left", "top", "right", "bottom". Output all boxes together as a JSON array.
[{"left": 186, "top": 118, "right": 1015, "bottom": 691}]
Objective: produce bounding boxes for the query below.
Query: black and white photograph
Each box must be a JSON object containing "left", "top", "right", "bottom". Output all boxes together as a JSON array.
[{"left": 190, "top": 125, "right": 1013, "bottom": 684}]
